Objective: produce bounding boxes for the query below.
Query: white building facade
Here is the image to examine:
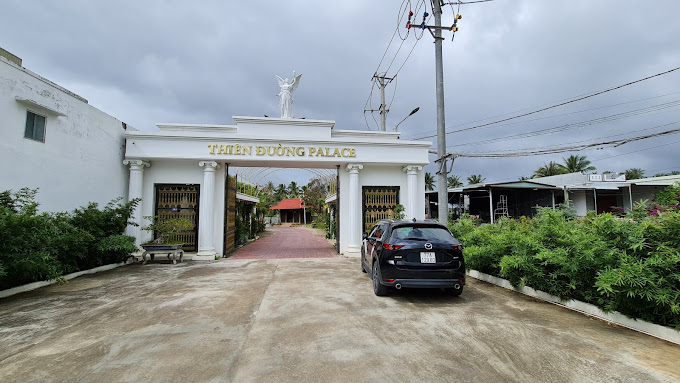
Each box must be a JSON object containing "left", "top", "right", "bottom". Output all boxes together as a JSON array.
[
  {"left": 0, "top": 52, "right": 129, "bottom": 212},
  {"left": 124, "top": 117, "right": 431, "bottom": 258}
]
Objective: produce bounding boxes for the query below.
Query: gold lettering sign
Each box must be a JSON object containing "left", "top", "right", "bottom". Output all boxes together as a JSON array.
[{"left": 208, "top": 144, "right": 356, "bottom": 158}]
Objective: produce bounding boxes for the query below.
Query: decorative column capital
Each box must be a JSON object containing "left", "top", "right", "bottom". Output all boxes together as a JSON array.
[
  {"left": 402, "top": 165, "right": 423, "bottom": 174},
  {"left": 123, "top": 159, "right": 150, "bottom": 168},
  {"left": 199, "top": 161, "right": 220, "bottom": 170},
  {"left": 346, "top": 164, "right": 363, "bottom": 173}
]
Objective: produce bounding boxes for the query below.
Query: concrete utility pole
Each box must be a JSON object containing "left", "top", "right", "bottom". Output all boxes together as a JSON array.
[
  {"left": 372, "top": 74, "right": 394, "bottom": 131},
  {"left": 433, "top": 1, "right": 448, "bottom": 224},
  {"left": 405, "top": 2, "right": 460, "bottom": 223}
]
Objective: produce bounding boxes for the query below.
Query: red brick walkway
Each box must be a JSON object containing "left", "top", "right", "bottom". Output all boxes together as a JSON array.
[{"left": 229, "top": 226, "right": 339, "bottom": 259}]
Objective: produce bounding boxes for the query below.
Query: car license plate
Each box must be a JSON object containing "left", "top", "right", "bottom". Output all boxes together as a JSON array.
[{"left": 420, "top": 252, "right": 436, "bottom": 263}]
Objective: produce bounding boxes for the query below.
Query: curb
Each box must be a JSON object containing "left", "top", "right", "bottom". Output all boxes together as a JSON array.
[
  {"left": 0, "top": 261, "right": 131, "bottom": 299},
  {"left": 468, "top": 269, "right": 680, "bottom": 346}
]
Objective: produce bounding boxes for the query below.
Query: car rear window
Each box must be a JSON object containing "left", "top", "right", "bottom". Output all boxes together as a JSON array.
[{"left": 390, "top": 226, "right": 455, "bottom": 241}]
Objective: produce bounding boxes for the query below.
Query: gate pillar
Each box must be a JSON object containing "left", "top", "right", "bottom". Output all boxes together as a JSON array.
[
  {"left": 123, "top": 159, "right": 150, "bottom": 248},
  {"left": 346, "top": 164, "right": 363, "bottom": 254},
  {"left": 197, "top": 161, "right": 220, "bottom": 257},
  {"left": 403, "top": 165, "right": 423, "bottom": 220}
]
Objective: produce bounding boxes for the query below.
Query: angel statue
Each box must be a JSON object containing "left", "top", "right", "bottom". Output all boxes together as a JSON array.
[{"left": 276, "top": 71, "right": 302, "bottom": 118}]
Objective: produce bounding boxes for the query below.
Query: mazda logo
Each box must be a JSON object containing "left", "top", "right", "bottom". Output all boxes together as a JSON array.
[{"left": 425, "top": 243, "right": 433, "bottom": 250}]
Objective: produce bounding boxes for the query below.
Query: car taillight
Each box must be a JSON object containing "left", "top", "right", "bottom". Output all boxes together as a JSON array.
[
  {"left": 383, "top": 243, "right": 404, "bottom": 250},
  {"left": 451, "top": 244, "right": 463, "bottom": 250}
]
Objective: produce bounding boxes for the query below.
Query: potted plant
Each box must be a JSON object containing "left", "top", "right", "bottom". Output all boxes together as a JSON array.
[
  {"left": 140, "top": 216, "right": 193, "bottom": 264},
  {"left": 142, "top": 215, "right": 193, "bottom": 248}
]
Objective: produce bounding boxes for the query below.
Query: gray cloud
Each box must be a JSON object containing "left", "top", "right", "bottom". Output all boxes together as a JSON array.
[{"left": 2, "top": 0, "right": 678, "bottom": 185}]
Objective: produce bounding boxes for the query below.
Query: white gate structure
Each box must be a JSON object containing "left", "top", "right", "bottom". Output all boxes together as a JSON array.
[{"left": 123, "top": 116, "right": 431, "bottom": 259}]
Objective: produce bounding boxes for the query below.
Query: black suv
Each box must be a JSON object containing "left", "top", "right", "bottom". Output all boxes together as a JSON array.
[{"left": 361, "top": 219, "right": 465, "bottom": 296}]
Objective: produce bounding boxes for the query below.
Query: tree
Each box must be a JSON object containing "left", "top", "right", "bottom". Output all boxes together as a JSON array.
[
  {"left": 467, "top": 174, "right": 486, "bottom": 185},
  {"left": 288, "top": 181, "right": 300, "bottom": 197},
  {"left": 533, "top": 161, "right": 566, "bottom": 178},
  {"left": 425, "top": 172, "right": 436, "bottom": 191},
  {"left": 625, "top": 168, "right": 645, "bottom": 180},
  {"left": 558, "top": 154, "right": 596, "bottom": 174},
  {"left": 274, "top": 184, "right": 287, "bottom": 200},
  {"left": 262, "top": 181, "right": 275, "bottom": 195},
  {"left": 654, "top": 170, "right": 680, "bottom": 177},
  {"left": 447, "top": 175, "right": 463, "bottom": 188}
]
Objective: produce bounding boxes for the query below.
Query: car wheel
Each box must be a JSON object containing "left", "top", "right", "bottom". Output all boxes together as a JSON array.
[
  {"left": 372, "top": 261, "right": 389, "bottom": 296},
  {"left": 360, "top": 251, "right": 367, "bottom": 273},
  {"left": 446, "top": 286, "right": 464, "bottom": 297}
]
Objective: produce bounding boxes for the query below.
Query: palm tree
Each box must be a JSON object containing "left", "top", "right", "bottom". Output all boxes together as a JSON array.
[
  {"left": 288, "top": 181, "right": 300, "bottom": 197},
  {"left": 447, "top": 175, "right": 463, "bottom": 188},
  {"left": 263, "top": 181, "right": 275, "bottom": 194},
  {"left": 533, "top": 161, "right": 566, "bottom": 178},
  {"left": 274, "top": 183, "right": 287, "bottom": 199},
  {"left": 625, "top": 168, "right": 645, "bottom": 180},
  {"left": 425, "top": 172, "right": 436, "bottom": 191},
  {"left": 559, "top": 154, "right": 596, "bottom": 174},
  {"left": 467, "top": 174, "right": 485, "bottom": 185}
]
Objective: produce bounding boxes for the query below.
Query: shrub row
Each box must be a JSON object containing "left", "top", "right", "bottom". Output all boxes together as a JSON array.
[
  {"left": 449, "top": 186, "right": 680, "bottom": 330},
  {"left": 0, "top": 188, "right": 139, "bottom": 290}
]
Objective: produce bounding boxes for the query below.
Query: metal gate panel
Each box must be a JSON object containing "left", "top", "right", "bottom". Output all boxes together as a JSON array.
[
  {"left": 362, "top": 186, "right": 399, "bottom": 233},
  {"left": 224, "top": 174, "right": 237, "bottom": 254},
  {"left": 154, "top": 184, "right": 199, "bottom": 251}
]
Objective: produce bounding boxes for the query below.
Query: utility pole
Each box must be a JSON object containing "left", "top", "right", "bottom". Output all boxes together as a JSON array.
[
  {"left": 433, "top": 1, "right": 448, "bottom": 224},
  {"left": 367, "top": 74, "right": 394, "bottom": 131},
  {"left": 406, "top": 2, "right": 461, "bottom": 223}
]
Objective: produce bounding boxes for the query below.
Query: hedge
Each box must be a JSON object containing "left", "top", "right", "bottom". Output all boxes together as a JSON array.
[
  {"left": 449, "top": 183, "right": 680, "bottom": 330},
  {"left": 0, "top": 188, "right": 139, "bottom": 290}
]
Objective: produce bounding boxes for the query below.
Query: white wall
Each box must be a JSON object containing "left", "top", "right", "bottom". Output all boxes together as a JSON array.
[
  {"left": 337, "top": 164, "right": 425, "bottom": 254},
  {"left": 570, "top": 191, "right": 589, "bottom": 216},
  {"left": 139, "top": 160, "right": 226, "bottom": 256},
  {"left": 0, "top": 58, "right": 128, "bottom": 212}
]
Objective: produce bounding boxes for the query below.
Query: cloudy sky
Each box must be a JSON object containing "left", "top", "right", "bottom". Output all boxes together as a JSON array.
[{"left": 2, "top": 0, "right": 679, "bottom": 186}]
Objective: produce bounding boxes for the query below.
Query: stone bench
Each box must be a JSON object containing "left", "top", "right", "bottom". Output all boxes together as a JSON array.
[{"left": 140, "top": 244, "right": 184, "bottom": 265}]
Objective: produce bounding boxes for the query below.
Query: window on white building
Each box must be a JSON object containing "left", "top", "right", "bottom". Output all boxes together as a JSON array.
[{"left": 24, "top": 111, "right": 46, "bottom": 142}]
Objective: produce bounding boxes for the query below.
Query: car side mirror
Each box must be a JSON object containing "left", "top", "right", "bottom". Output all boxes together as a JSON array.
[{"left": 362, "top": 232, "right": 368, "bottom": 240}]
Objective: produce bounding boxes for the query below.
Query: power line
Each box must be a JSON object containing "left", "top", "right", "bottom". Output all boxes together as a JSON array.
[
  {"left": 446, "top": 100, "right": 680, "bottom": 148},
  {"left": 405, "top": 91, "right": 680, "bottom": 141},
  {"left": 444, "top": 0, "right": 496, "bottom": 5},
  {"left": 592, "top": 137, "right": 680, "bottom": 161},
  {"left": 364, "top": 0, "right": 433, "bottom": 131},
  {"left": 411, "top": 65, "right": 680, "bottom": 140},
  {"left": 454, "top": 126, "right": 680, "bottom": 158}
]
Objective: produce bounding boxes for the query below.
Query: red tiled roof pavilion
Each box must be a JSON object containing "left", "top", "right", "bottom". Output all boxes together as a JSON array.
[{"left": 269, "top": 198, "right": 311, "bottom": 210}]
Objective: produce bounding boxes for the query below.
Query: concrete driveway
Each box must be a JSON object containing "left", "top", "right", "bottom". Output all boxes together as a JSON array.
[
  {"left": 229, "top": 226, "right": 338, "bottom": 259},
  {"left": 1, "top": 258, "right": 679, "bottom": 383}
]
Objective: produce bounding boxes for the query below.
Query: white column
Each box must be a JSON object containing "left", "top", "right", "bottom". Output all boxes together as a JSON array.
[
  {"left": 489, "top": 188, "right": 494, "bottom": 224},
  {"left": 346, "top": 164, "right": 363, "bottom": 254},
  {"left": 123, "top": 159, "right": 150, "bottom": 248},
  {"left": 403, "top": 165, "right": 423, "bottom": 220},
  {"left": 197, "top": 161, "right": 220, "bottom": 257}
]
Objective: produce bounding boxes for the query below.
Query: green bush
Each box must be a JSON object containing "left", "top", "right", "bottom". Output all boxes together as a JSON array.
[
  {"left": 450, "top": 190, "right": 680, "bottom": 329},
  {"left": 0, "top": 210, "right": 63, "bottom": 289},
  {"left": 0, "top": 189, "right": 139, "bottom": 290}
]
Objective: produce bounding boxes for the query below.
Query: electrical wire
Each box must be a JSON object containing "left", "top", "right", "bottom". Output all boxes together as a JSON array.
[
  {"left": 388, "top": 75, "right": 399, "bottom": 110},
  {"left": 466, "top": 121, "right": 680, "bottom": 155},
  {"left": 454, "top": 127, "right": 680, "bottom": 158},
  {"left": 591, "top": 138, "right": 680, "bottom": 161},
  {"left": 404, "top": 91, "right": 680, "bottom": 141},
  {"left": 444, "top": 0, "right": 496, "bottom": 5},
  {"left": 446, "top": 100, "right": 680, "bottom": 148},
  {"left": 411, "top": 66, "right": 680, "bottom": 140}
]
